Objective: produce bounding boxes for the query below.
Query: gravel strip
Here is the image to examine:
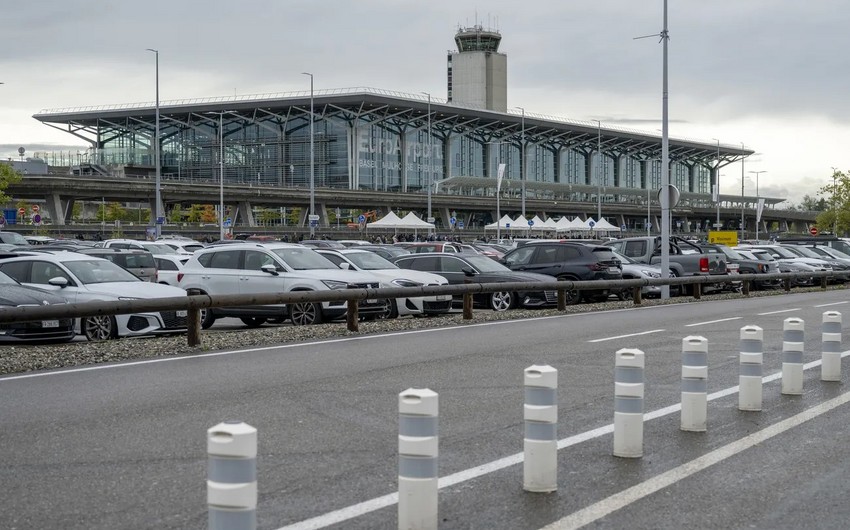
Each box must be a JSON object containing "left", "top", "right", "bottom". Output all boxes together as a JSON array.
[{"left": 0, "top": 286, "right": 841, "bottom": 375}]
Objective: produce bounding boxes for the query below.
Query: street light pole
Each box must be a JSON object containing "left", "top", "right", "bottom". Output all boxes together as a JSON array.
[
  {"left": 302, "top": 72, "right": 315, "bottom": 237},
  {"left": 831, "top": 167, "right": 839, "bottom": 235},
  {"left": 219, "top": 112, "right": 225, "bottom": 241},
  {"left": 146, "top": 48, "right": 161, "bottom": 238},
  {"left": 712, "top": 138, "right": 721, "bottom": 230},
  {"left": 516, "top": 107, "right": 526, "bottom": 218},
  {"left": 740, "top": 142, "right": 746, "bottom": 240},
  {"left": 596, "top": 120, "right": 602, "bottom": 222},
  {"left": 749, "top": 170, "right": 766, "bottom": 241},
  {"left": 421, "top": 92, "right": 433, "bottom": 232}
]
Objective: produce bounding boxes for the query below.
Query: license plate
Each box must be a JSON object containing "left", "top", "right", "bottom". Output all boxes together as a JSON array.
[
  {"left": 176, "top": 310, "right": 187, "bottom": 317},
  {"left": 608, "top": 267, "right": 620, "bottom": 274},
  {"left": 436, "top": 294, "right": 450, "bottom": 301},
  {"left": 366, "top": 299, "right": 377, "bottom": 304},
  {"left": 42, "top": 320, "right": 59, "bottom": 328}
]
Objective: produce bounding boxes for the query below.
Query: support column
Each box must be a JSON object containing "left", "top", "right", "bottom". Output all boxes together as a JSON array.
[
  {"left": 44, "top": 192, "right": 67, "bottom": 226},
  {"left": 234, "top": 201, "right": 255, "bottom": 227},
  {"left": 318, "top": 202, "right": 330, "bottom": 227},
  {"left": 438, "top": 207, "right": 451, "bottom": 230}
]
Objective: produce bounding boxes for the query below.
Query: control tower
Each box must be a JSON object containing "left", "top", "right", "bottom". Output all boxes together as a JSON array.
[{"left": 447, "top": 25, "right": 507, "bottom": 112}]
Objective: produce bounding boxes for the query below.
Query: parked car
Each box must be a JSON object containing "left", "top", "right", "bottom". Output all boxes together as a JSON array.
[
  {"left": 74, "top": 248, "right": 158, "bottom": 282},
  {"left": 357, "top": 245, "right": 412, "bottom": 261},
  {"left": 178, "top": 242, "right": 389, "bottom": 327},
  {"left": 153, "top": 255, "right": 190, "bottom": 286},
  {"left": 316, "top": 249, "right": 452, "bottom": 318},
  {"left": 609, "top": 249, "right": 663, "bottom": 298},
  {"left": 696, "top": 243, "right": 782, "bottom": 290},
  {"left": 299, "top": 239, "right": 347, "bottom": 249},
  {"left": 779, "top": 245, "right": 850, "bottom": 281},
  {"left": 157, "top": 236, "right": 205, "bottom": 255},
  {"left": 94, "top": 238, "right": 178, "bottom": 255},
  {"left": 0, "top": 232, "right": 30, "bottom": 246},
  {"left": 0, "top": 270, "right": 76, "bottom": 343},
  {"left": 393, "top": 253, "right": 558, "bottom": 311},
  {"left": 405, "top": 242, "right": 476, "bottom": 254},
  {"left": 0, "top": 252, "right": 188, "bottom": 341},
  {"left": 500, "top": 241, "right": 622, "bottom": 304}
]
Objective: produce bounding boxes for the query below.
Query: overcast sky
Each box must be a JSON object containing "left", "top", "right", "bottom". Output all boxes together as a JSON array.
[{"left": 2, "top": 0, "right": 849, "bottom": 205}]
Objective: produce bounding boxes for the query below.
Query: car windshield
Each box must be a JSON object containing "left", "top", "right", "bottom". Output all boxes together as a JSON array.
[
  {"left": 785, "top": 246, "right": 820, "bottom": 258},
  {"left": 763, "top": 246, "right": 800, "bottom": 259},
  {"left": 141, "top": 243, "right": 177, "bottom": 254},
  {"left": 716, "top": 245, "right": 745, "bottom": 260},
  {"left": 345, "top": 252, "right": 397, "bottom": 270},
  {"left": 65, "top": 259, "right": 141, "bottom": 284},
  {"left": 610, "top": 250, "right": 636, "bottom": 264},
  {"left": 272, "top": 247, "right": 338, "bottom": 270},
  {"left": 462, "top": 255, "right": 511, "bottom": 272},
  {"left": 750, "top": 250, "right": 776, "bottom": 262},
  {"left": 820, "top": 247, "right": 850, "bottom": 259},
  {"left": 0, "top": 232, "right": 29, "bottom": 245}
]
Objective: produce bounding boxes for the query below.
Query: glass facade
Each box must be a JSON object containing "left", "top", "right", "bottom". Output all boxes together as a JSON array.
[{"left": 87, "top": 102, "right": 713, "bottom": 200}]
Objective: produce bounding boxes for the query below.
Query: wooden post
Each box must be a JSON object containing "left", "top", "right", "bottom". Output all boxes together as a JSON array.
[
  {"left": 557, "top": 289, "right": 566, "bottom": 311},
  {"left": 186, "top": 289, "right": 202, "bottom": 347},
  {"left": 821, "top": 275, "right": 828, "bottom": 290},
  {"left": 632, "top": 286, "right": 642, "bottom": 305},
  {"left": 693, "top": 282, "right": 702, "bottom": 300},
  {"left": 463, "top": 276, "right": 473, "bottom": 320},
  {"left": 784, "top": 278, "right": 791, "bottom": 292},
  {"left": 346, "top": 299, "right": 359, "bottom": 331},
  {"left": 742, "top": 279, "right": 750, "bottom": 297}
]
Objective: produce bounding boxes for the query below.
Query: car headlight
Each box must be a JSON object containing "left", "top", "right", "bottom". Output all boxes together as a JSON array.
[
  {"left": 392, "top": 279, "right": 423, "bottom": 288},
  {"left": 322, "top": 280, "right": 349, "bottom": 290},
  {"left": 641, "top": 270, "right": 661, "bottom": 278}
]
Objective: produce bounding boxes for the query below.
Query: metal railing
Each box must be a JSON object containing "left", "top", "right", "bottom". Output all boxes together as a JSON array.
[{"left": 0, "top": 271, "right": 839, "bottom": 347}]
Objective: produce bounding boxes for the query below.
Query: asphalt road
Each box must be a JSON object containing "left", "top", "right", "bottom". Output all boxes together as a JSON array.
[{"left": 2, "top": 290, "right": 849, "bottom": 529}]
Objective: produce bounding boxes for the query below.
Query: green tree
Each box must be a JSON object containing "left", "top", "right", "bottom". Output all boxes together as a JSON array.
[
  {"left": 169, "top": 204, "right": 184, "bottom": 223},
  {"left": 0, "top": 163, "right": 22, "bottom": 204},
  {"left": 814, "top": 169, "right": 850, "bottom": 235}
]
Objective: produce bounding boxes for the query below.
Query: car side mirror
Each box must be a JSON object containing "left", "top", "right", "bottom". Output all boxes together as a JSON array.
[
  {"left": 339, "top": 262, "right": 350, "bottom": 270},
  {"left": 462, "top": 268, "right": 477, "bottom": 277},
  {"left": 260, "top": 264, "right": 279, "bottom": 276},
  {"left": 48, "top": 276, "right": 69, "bottom": 288}
]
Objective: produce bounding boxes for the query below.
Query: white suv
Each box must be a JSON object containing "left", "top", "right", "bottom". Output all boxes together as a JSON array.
[{"left": 178, "top": 242, "right": 389, "bottom": 327}]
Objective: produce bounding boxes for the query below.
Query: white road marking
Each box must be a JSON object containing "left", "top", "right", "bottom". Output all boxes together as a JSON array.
[
  {"left": 587, "top": 330, "right": 665, "bottom": 343},
  {"left": 685, "top": 316, "right": 742, "bottom": 327},
  {"left": 0, "top": 304, "right": 678, "bottom": 382},
  {"left": 274, "top": 351, "right": 850, "bottom": 530},
  {"left": 815, "top": 301, "right": 848, "bottom": 308},
  {"left": 757, "top": 308, "right": 800, "bottom": 316},
  {"left": 541, "top": 390, "right": 850, "bottom": 530}
]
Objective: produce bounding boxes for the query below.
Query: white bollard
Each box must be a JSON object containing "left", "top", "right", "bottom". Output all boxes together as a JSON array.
[
  {"left": 739, "top": 326, "right": 764, "bottom": 411},
  {"left": 681, "top": 336, "right": 708, "bottom": 432},
  {"left": 398, "top": 388, "right": 438, "bottom": 530},
  {"left": 782, "top": 317, "right": 805, "bottom": 395},
  {"left": 614, "top": 348, "right": 644, "bottom": 458},
  {"left": 523, "top": 365, "right": 558, "bottom": 493},
  {"left": 207, "top": 421, "right": 257, "bottom": 530},
  {"left": 822, "top": 311, "right": 842, "bottom": 382}
]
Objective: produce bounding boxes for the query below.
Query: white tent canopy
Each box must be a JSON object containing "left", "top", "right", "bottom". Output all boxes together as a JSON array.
[
  {"left": 511, "top": 214, "right": 530, "bottom": 231},
  {"left": 366, "top": 210, "right": 406, "bottom": 229},
  {"left": 592, "top": 217, "right": 621, "bottom": 232},
  {"left": 400, "top": 212, "right": 435, "bottom": 229},
  {"left": 528, "top": 215, "right": 547, "bottom": 231},
  {"left": 540, "top": 217, "right": 558, "bottom": 230},
  {"left": 485, "top": 214, "right": 514, "bottom": 230}
]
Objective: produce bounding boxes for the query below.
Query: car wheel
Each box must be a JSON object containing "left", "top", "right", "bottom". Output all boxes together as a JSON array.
[
  {"left": 556, "top": 277, "right": 582, "bottom": 305},
  {"left": 379, "top": 299, "right": 398, "bottom": 319},
  {"left": 200, "top": 308, "right": 216, "bottom": 330},
  {"left": 290, "top": 302, "right": 323, "bottom": 326},
  {"left": 490, "top": 291, "right": 514, "bottom": 311},
  {"left": 82, "top": 315, "right": 118, "bottom": 341},
  {"left": 240, "top": 317, "right": 266, "bottom": 328}
]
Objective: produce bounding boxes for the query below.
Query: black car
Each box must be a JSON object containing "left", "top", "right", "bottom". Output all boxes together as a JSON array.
[
  {"left": 500, "top": 241, "right": 622, "bottom": 304},
  {"left": 0, "top": 270, "right": 76, "bottom": 343},
  {"left": 357, "top": 245, "right": 412, "bottom": 261},
  {"left": 393, "top": 253, "right": 558, "bottom": 311}
]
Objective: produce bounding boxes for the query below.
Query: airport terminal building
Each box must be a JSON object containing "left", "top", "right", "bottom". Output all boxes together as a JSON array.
[{"left": 30, "top": 26, "right": 789, "bottom": 233}]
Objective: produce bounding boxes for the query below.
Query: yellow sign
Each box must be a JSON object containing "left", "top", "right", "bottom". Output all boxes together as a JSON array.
[{"left": 709, "top": 231, "right": 738, "bottom": 246}]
